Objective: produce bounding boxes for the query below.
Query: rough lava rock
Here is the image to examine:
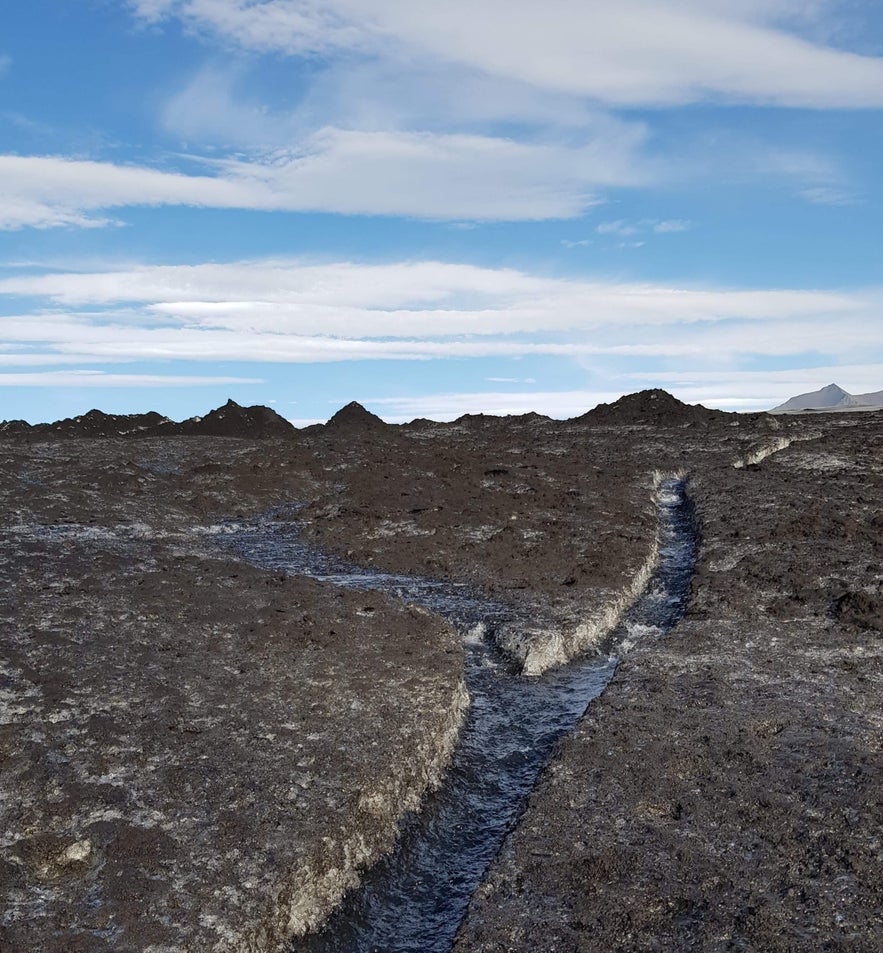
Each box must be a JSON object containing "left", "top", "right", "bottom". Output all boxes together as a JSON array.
[{"left": 175, "top": 399, "right": 297, "bottom": 439}]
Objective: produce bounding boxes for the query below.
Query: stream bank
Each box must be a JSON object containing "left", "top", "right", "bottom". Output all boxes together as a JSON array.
[
  {"left": 454, "top": 423, "right": 883, "bottom": 953},
  {"left": 227, "top": 478, "right": 697, "bottom": 952}
]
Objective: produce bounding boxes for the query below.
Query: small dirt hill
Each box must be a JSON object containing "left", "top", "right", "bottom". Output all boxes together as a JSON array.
[
  {"left": 578, "top": 389, "right": 726, "bottom": 427},
  {"left": 176, "top": 400, "right": 296, "bottom": 438},
  {"left": 324, "top": 401, "right": 387, "bottom": 432},
  {"left": 452, "top": 411, "right": 554, "bottom": 430}
]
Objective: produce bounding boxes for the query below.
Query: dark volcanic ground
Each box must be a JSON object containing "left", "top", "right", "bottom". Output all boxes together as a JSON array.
[
  {"left": 1, "top": 395, "right": 881, "bottom": 951},
  {"left": 454, "top": 414, "right": 883, "bottom": 952}
]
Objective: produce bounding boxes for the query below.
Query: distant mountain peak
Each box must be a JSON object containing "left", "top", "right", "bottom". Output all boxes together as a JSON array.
[
  {"left": 819, "top": 383, "right": 850, "bottom": 397},
  {"left": 771, "top": 383, "right": 862, "bottom": 414}
]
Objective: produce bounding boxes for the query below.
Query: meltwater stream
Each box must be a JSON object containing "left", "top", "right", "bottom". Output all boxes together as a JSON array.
[{"left": 225, "top": 479, "right": 696, "bottom": 953}]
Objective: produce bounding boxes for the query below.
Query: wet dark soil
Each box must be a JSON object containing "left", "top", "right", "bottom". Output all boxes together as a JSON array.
[
  {"left": 2, "top": 396, "right": 880, "bottom": 953},
  {"left": 454, "top": 415, "right": 883, "bottom": 953}
]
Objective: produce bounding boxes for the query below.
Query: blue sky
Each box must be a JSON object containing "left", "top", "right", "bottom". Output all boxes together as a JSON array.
[{"left": 1, "top": 0, "right": 882, "bottom": 423}]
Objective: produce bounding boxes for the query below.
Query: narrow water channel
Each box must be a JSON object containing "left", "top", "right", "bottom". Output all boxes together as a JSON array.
[{"left": 226, "top": 478, "right": 696, "bottom": 953}]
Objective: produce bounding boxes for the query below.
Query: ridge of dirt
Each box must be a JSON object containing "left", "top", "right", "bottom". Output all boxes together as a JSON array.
[
  {"left": 0, "top": 400, "right": 296, "bottom": 440},
  {"left": 323, "top": 401, "right": 387, "bottom": 432}
]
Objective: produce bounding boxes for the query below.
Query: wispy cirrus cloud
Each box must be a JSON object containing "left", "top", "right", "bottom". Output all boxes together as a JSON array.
[
  {"left": 0, "top": 122, "right": 649, "bottom": 229},
  {"left": 596, "top": 218, "right": 691, "bottom": 238},
  {"left": 130, "top": 1, "right": 883, "bottom": 108},
  {"left": 364, "top": 389, "right": 627, "bottom": 422}
]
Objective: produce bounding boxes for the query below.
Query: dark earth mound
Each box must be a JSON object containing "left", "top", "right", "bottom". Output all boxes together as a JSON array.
[
  {"left": 175, "top": 398, "right": 296, "bottom": 438},
  {"left": 323, "top": 401, "right": 387, "bottom": 432},
  {"left": 2, "top": 408, "right": 173, "bottom": 438},
  {"left": 579, "top": 388, "right": 727, "bottom": 427}
]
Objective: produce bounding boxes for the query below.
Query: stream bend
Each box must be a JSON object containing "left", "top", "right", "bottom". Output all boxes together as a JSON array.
[{"left": 226, "top": 477, "right": 697, "bottom": 953}]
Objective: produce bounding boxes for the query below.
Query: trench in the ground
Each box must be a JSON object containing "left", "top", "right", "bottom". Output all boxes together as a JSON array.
[{"left": 225, "top": 478, "right": 697, "bottom": 953}]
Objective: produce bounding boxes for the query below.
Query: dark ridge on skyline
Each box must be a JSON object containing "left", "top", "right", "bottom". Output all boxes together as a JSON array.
[{"left": 0, "top": 400, "right": 296, "bottom": 440}]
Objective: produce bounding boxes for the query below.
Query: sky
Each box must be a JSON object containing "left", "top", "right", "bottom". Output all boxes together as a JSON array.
[{"left": 1, "top": 0, "right": 882, "bottom": 424}]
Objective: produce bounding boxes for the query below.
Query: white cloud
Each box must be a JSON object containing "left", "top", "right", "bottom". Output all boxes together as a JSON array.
[
  {"left": 162, "top": 66, "right": 297, "bottom": 148},
  {"left": 597, "top": 217, "right": 692, "bottom": 239},
  {"left": 0, "top": 260, "right": 860, "bottom": 333},
  {"left": 799, "top": 186, "right": 858, "bottom": 206},
  {"left": 0, "top": 259, "right": 880, "bottom": 373},
  {"left": 0, "top": 124, "right": 649, "bottom": 228},
  {"left": 0, "top": 370, "right": 262, "bottom": 387},
  {"left": 164, "top": 60, "right": 617, "bottom": 148},
  {"left": 130, "top": 1, "right": 883, "bottom": 108},
  {"left": 486, "top": 377, "right": 537, "bottom": 384},
  {"left": 597, "top": 220, "right": 639, "bottom": 237},
  {"left": 0, "top": 155, "right": 253, "bottom": 230},
  {"left": 653, "top": 219, "right": 691, "bottom": 232},
  {"left": 0, "top": 55, "right": 11, "bottom": 76}
]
